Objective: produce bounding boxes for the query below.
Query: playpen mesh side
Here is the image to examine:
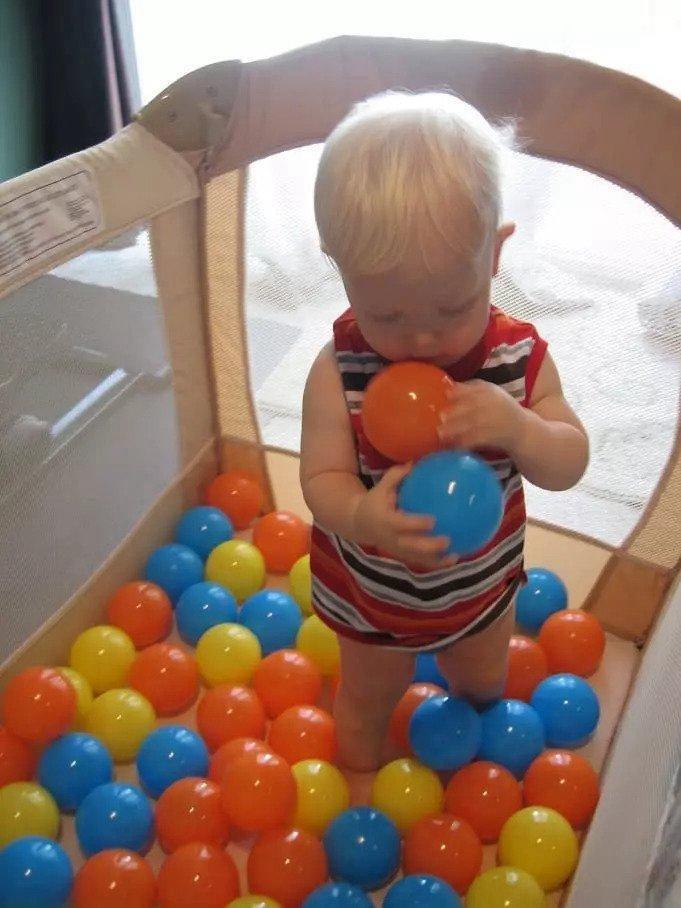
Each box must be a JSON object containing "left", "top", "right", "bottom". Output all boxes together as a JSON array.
[{"left": 242, "top": 144, "right": 681, "bottom": 550}]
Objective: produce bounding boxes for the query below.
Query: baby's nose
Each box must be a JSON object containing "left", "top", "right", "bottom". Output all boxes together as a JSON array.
[{"left": 413, "top": 332, "right": 438, "bottom": 354}]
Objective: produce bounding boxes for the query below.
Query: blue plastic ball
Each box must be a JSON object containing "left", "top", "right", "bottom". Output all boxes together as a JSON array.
[
  {"left": 144, "top": 543, "right": 204, "bottom": 604},
  {"left": 136, "top": 725, "right": 209, "bottom": 798},
  {"left": 397, "top": 451, "right": 503, "bottom": 556},
  {"left": 409, "top": 696, "right": 481, "bottom": 771},
  {"left": 38, "top": 732, "right": 113, "bottom": 811},
  {"left": 479, "top": 699, "right": 545, "bottom": 778},
  {"left": 516, "top": 568, "right": 568, "bottom": 633},
  {"left": 531, "top": 673, "right": 600, "bottom": 747},
  {"left": 323, "top": 806, "right": 401, "bottom": 891},
  {"left": 0, "top": 836, "right": 73, "bottom": 908},
  {"left": 303, "top": 881, "right": 373, "bottom": 907},
  {"left": 75, "top": 782, "right": 153, "bottom": 857},
  {"left": 176, "top": 581, "right": 238, "bottom": 646},
  {"left": 175, "top": 506, "right": 234, "bottom": 560},
  {"left": 413, "top": 653, "right": 449, "bottom": 690},
  {"left": 239, "top": 589, "right": 303, "bottom": 655},
  {"left": 384, "top": 875, "right": 462, "bottom": 908}
]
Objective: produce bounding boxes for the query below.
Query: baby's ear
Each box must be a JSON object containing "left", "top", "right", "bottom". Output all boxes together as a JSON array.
[{"left": 492, "top": 222, "right": 516, "bottom": 275}]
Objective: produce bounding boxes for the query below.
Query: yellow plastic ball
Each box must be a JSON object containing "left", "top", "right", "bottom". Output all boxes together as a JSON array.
[
  {"left": 292, "top": 759, "right": 350, "bottom": 836},
  {"left": 205, "top": 539, "right": 265, "bottom": 601},
  {"left": 498, "top": 806, "right": 579, "bottom": 891},
  {"left": 69, "top": 625, "right": 136, "bottom": 694},
  {"left": 57, "top": 666, "right": 94, "bottom": 729},
  {"left": 195, "top": 622, "right": 262, "bottom": 686},
  {"left": 0, "top": 782, "right": 60, "bottom": 847},
  {"left": 289, "top": 554, "right": 312, "bottom": 615},
  {"left": 296, "top": 615, "right": 340, "bottom": 676},
  {"left": 466, "top": 866, "right": 546, "bottom": 907},
  {"left": 371, "top": 757, "right": 444, "bottom": 834},
  {"left": 85, "top": 688, "right": 156, "bottom": 762},
  {"left": 227, "top": 898, "right": 282, "bottom": 908}
]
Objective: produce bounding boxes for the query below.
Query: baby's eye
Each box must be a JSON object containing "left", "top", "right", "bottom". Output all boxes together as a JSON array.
[
  {"left": 438, "top": 306, "right": 466, "bottom": 319},
  {"left": 374, "top": 312, "right": 401, "bottom": 324}
]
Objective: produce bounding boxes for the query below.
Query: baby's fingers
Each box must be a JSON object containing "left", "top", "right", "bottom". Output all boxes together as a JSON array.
[
  {"left": 397, "top": 533, "right": 451, "bottom": 557},
  {"left": 392, "top": 511, "right": 436, "bottom": 533}
]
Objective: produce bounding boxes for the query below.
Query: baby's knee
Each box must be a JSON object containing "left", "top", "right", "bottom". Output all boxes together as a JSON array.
[
  {"left": 437, "top": 650, "right": 508, "bottom": 705},
  {"left": 338, "top": 663, "right": 413, "bottom": 713}
]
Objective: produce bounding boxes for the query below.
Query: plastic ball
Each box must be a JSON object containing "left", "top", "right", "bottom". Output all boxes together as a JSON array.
[
  {"left": 371, "top": 758, "right": 444, "bottom": 834},
  {"left": 85, "top": 688, "right": 156, "bottom": 762},
  {"left": 252, "top": 510, "right": 310, "bottom": 573},
  {"left": 289, "top": 553, "right": 312, "bottom": 615},
  {"left": 397, "top": 451, "right": 503, "bottom": 556},
  {"left": 296, "top": 615, "right": 340, "bottom": 676},
  {"left": 155, "top": 777, "right": 230, "bottom": 853},
  {"left": 384, "top": 875, "right": 462, "bottom": 908},
  {"left": 197, "top": 684, "right": 266, "bottom": 751},
  {"left": 0, "top": 782, "right": 59, "bottom": 847},
  {"left": 205, "top": 540, "right": 265, "bottom": 601},
  {"left": 70, "top": 625, "right": 136, "bottom": 694},
  {"left": 413, "top": 653, "right": 449, "bottom": 689},
  {"left": 408, "top": 695, "right": 481, "bottom": 771},
  {"left": 292, "top": 759, "right": 350, "bottom": 835},
  {"left": 444, "top": 761, "right": 522, "bottom": 843},
  {"left": 73, "top": 849, "right": 156, "bottom": 908},
  {"left": 128, "top": 643, "right": 199, "bottom": 716},
  {"left": 323, "top": 806, "right": 401, "bottom": 891},
  {"left": 144, "top": 543, "right": 204, "bottom": 604},
  {"left": 157, "top": 842, "right": 239, "bottom": 908},
  {"left": 57, "top": 666, "right": 94, "bottom": 729},
  {"left": 303, "top": 882, "right": 372, "bottom": 906},
  {"left": 479, "top": 700, "right": 545, "bottom": 778},
  {"left": 538, "top": 609, "right": 606, "bottom": 677},
  {"left": 196, "top": 622, "right": 262, "bottom": 686},
  {"left": 1, "top": 666, "right": 76, "bottom": 745},
  {"left": 0, "top": 725, "right": 36, "bottom": 786},
  {"left": 498, "top": 806, "right": 579, "bottom": 891},
  {"left": 175, "top": 505, "right": 234, "bottom": 559},
  {"left": 524, "top": 750, "right": 600, "bottom": 828},
  {"left": 0, "top": 836, "right": 73, "bottom": 908},
  {"left": 516, "top": 568, "right": 568, "bottom": 633},
  {"left": 269, "top": 705, "right": 336, "bottom": 764},
  {"left": 465, "top": 866, "right": 546, "bottom": 908},
  {"left": 240, "top": 589, "right": 303, "bottom": 655},
  {"left": 136, "top": 725, "right": 209, "bottom": 798},
  {"left": 209, "top": 737, "right": 271, "bottom": 783},
  {"left": 106, "top": 581, "right": 173, "bottom": 648},
  {"left": 76, "top": 782, "right": 153, "bottom": 857},
  {"left": 38, "top": 732, "right": 114, "bottom": 811},
  {"left": 206, "top": 470, "right": 264, "bottom": 530},
  {"left": 361, "top": 361, "right": 455, "bottom": 462},
  {"left": 531, "top": 673, "right": 600, "bottom": 747},
  {"left": 403, "top": 813, "right": 483, "bottom": 895},
  {"left": 229, "top": 899, "right": 282, "bottom": 908},
  {"left": 253, "top": 649, "right": 323, "bottom": 718},
  {"left": 503, "top": 635, "right": 549, "bottom": 701},
  {"left": 247, "top": 827, "right": 328, "bottom": 908},
  {"left": 389, "top": 683, "right": 446, "bottom": 751},
  {"left": 221, "top": 750, "right": 296, "bottom": 832},
  {"left": 176, "top": 581, "right": 238, "bottom": 646}
]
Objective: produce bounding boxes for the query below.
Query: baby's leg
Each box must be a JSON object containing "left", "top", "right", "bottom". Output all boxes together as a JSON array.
[
  {"left": 334, "top": 637, "right": 414, "bottom": 772},
  {"left": 436, "top": 604, "right": 515, "bottom": 706}
]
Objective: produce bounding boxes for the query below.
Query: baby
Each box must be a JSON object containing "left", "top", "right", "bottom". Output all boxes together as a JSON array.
[{"left": 300, "top": 92, "right": 589, "bottom": 772}]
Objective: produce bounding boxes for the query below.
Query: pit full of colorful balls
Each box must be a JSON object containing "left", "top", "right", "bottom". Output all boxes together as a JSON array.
[{"left": 0, "top": 471, "right": 606, "bottom": 907}]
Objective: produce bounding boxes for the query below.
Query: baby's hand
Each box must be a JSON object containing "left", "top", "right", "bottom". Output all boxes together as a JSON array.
[
  {"left": 438, "top": 380, "right": 525, "bottom": 452},
  {"left": 353, "top": 463, "right": 454, "bottom": 571}
]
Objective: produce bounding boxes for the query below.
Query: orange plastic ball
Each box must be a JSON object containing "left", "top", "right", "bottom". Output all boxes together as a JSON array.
[
  {"left": 206, "top": 471, "right": 264, "bottom": 530},
  {"left": 106, "top": 581, "right": 173, "bottom": 648},
  {"left": 252, "top": 511, "right": 311, "bottom": 573},
  {"left": 0, "top": 725, "right": 36, "bottom": 786},
  {"left": 524, "top": 750, "right": 600, "bottom": 829},
  {"left": 268, "top": 705, "right": 336, "bottom": 764},
  {"left": 362, "top": 361, "right": 456, "bottom": 462},
  {"left": 389, "top": 683, "right": 446, "bottom": 752},
  {"left": 538, "top": 609, "right": 606, "bottom": 678},
  {"left": 444, "top": 761, "right": 523, "bottom": 843},
  {"left": 158, "top": 842, "right": 239, "bottom": 908},
  {"left": 1, "top": 667, "right": 76, "bottom": 745},
  {"left": 247, "top": 827, "right": 328, "bottom": 908},
  {"left": 73, "top": 849, "right": 156, "bottom": 908},
  {"left": 403, "top": 813, "right": 483, "bottom": 895},
  {"left": 197, "top": 684, "right": 267, "bottom": 752},
  {"left": 128, "top": 643, "right": 199, "bottom": 716},
  {"left": 503, "top": 636, "right": 549, "bottom": 702},
  {"left": 221, "top": 750, "right": 296, "bottom": 832},
  {"left": 253, "top": 650, "right": 323, "bottom": 719},
  {"left": 155, "top": 777, "right": 230, "bottom": 853},
  {"left": 209, "top": 737, "right": 271, "bottom": 784}
]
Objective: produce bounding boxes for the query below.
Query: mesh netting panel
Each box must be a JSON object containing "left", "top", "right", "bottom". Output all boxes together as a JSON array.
[
  {"left": 0, "top": 228, "right": 181, "bottom": 662},
  {"left": 244, "top": 145, "right": 681, "bottom": 546}
]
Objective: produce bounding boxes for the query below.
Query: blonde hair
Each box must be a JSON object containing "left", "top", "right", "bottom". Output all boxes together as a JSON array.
[{"left": 314, "top": 91, "right": 513, "bottom": 279}]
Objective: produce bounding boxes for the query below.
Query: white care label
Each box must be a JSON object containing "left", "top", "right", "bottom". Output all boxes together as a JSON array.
[{"left": 0, "top": 168, "right": 102, "bottom": 282}]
